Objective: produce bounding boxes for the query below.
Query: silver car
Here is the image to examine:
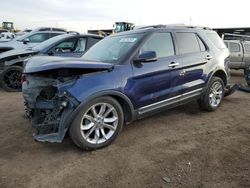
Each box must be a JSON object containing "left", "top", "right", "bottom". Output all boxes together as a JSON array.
[{"left": 0, "top": 27, "right": 66, "bottom": 53}]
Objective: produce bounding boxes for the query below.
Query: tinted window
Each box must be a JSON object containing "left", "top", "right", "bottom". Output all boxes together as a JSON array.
[
  {"left": 206, "top": 33, "right": 227, "bottom": 49},
  {"left": 140, "top": 33, "right": 175, "bottom": 58},
  {"left": 244, "top": 44, "right": 250, "bottom": 53},
  {"left": 27, "top": 33, "right": 48, "bottom": 43},
  {"left": 229, "top": 42, "right": 240, "bottom": 52},
  {"left": 176, "top": 33, "right": 200, "bottom": 54}
]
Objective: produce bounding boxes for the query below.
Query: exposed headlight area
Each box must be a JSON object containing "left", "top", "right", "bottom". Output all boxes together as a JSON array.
[{"left": 23, "top": 72, "right": 79, "bottom": 142}]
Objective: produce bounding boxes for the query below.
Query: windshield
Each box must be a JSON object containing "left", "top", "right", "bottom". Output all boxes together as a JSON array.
[
  {"left": 32, "top": 34, "right": 71, "bottom": 51},
  {"left": 82, "top": 33, "right": 143, "bottom": 63}
]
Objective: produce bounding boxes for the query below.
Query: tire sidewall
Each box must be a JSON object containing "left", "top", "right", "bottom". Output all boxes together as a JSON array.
[{"left": 69, "top": 96, "right": 124, "bottom": 150}]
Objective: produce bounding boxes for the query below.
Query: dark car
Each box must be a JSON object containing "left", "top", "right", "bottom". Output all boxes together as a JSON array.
[
  {"left": 23, "top": 25, "right": 231, "bottom": 150},
  {"left": 0, "top": 33, "right": 103, "bottom": 91}
]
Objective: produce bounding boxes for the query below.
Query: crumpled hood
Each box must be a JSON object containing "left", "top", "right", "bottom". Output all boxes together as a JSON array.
[
  {"left": 24, "top": 56, "right": 114, "bottom": 74},
  {"left": 0, "top": 48, "right": 37, "bottom": 61}
]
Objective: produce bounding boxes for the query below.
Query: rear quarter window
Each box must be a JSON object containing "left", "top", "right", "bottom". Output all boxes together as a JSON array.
[
  {"left": 229, "top": 42, "right": 240, "bottom": 52},
  {"left": 244, "top": 43, "right": 250, "bottom": 53},
  {"left": 206, "top": 33, "right": 227, "bottom": 49}
]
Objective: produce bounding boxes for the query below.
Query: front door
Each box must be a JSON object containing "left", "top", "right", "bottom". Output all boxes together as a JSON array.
[{"left": 130, "top": 32, "right": 182, "bottom": 114}]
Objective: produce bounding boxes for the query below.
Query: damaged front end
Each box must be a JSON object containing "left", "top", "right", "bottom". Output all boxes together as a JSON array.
[
  {"left": 22, "top": 71, "right": 80, "bottom": 143},
  {"left": 22, "top": 57, "right": 114, "bottom": 143}
]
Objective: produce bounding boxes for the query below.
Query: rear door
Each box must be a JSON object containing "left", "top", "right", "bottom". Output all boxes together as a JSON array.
[
  {"left": 131, "top": 32, "right": 182, "bottom": 114},
  {"left": 228, "top": 41, "right": 243, "bottom": 68},
  {"left": 175, "top": 32, "right": 210, "bottom": 102}
]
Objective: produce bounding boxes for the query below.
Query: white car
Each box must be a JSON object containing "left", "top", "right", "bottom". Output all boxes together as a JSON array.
[{"left": 0, "top": 31, "right": 15, "bottom": 42}]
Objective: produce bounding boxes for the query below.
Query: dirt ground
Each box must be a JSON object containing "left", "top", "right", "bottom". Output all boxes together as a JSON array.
[{"left": 0, "top": 70, "right": 249, "bottom": 188}]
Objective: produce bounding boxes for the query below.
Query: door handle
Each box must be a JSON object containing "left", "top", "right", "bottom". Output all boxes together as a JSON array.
[
  {"left": 168, "top": 62, "right": 179, "bottom": 68},
  {"left": 205, "top": 55, "right": 213, "bottom": 60}
]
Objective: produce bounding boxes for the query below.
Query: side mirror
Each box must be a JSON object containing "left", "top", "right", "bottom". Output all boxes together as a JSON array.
[
  {"left": 23, "top": 38, "right": 30, "bottom": 44},
  {"left": 134, "top": 51, "right": 157, "bottom": 63}
]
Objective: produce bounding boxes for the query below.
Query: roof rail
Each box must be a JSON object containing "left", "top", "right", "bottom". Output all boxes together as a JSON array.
[{"left": 135, "top": 24, "right": 212, "bottom": 30}]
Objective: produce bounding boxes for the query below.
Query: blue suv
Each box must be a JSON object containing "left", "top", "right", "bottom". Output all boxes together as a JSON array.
[{"left": 22, "top": 25, "right": 231, "bottom": 150}]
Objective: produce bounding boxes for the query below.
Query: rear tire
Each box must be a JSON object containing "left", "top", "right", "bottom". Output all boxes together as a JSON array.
[
  {"left": 0, "top": 66, "right": 23, "bottom": 92},
  {"left": 198, "top": 77, "right": 225, "bottom": 111},
  {"left": 69, "top": 96, "right": 124, "bottom": 150}
]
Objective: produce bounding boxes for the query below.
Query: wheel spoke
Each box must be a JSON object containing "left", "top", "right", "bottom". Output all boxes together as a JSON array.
[
  {"left": 100, "top": 128, "right": 108, "bottom": 140},
  {"left": 95, "top": 128, "right": 100, "bottom": 143},
  {"left": 85, "top": 126, "right": 96, "bottom": 138},
  {"left": 91, "top": 106, "right": 98, "bottom": 118},
  {"left": 102, "top": 123, "right": 115, "bottom": 131},
  {"left": 99, "top": 104, "right": 106, "bottom": 116},
  {"left": 81, "top": 122, "right": 95, "bottom": 130},
  {"left": 103, "top": 107, "right": 114, "bottom": 118},
  {"left": 104, "top": 116, "right": 118, "bottom": 123},
  {"left": 84, "top": 115, "right": 95, "bottom": 123}
]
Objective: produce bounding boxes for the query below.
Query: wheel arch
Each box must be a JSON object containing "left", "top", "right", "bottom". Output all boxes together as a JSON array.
[
  {"left": 211, "top": 69, "right": 228, "bottom": 86},
  {"left": 64, "top": 90, "right": 135, "bottom": 128}
]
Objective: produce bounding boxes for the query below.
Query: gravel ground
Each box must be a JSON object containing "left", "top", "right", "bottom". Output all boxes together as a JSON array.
[{"left": 0, "top": 70, "right": 249, "bottom": 188}]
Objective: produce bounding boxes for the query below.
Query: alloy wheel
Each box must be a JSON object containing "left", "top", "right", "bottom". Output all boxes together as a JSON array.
[
  {"left": 209, "top": 81, "right": 223, "bottom": 108},
  {"left": 80, "top": 102, "right": 118, "bottom": 144},
  {"left": 3, "top": 70, "right": 22, "bottom": 90}
]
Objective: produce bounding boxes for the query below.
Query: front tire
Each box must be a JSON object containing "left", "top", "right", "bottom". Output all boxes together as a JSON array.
[
  {"left": 198, "top": 77, "right": 225, "bottom": 111},
  {"left": 0, "top": 66, "right": 23, "bottom": 92},
  {"left": 69, "top": 96, "right": 124, "bottom": 150}
]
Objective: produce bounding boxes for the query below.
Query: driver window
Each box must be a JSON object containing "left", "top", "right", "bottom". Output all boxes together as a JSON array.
[
  {"left": 140, "top": 33, "right": 175, "bottom": 58},
  {"left": 54, "top": 39, "right": 77, "bottom": 53}
]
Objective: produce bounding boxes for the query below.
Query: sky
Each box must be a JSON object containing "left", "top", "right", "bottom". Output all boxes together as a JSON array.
[{"left": 0, "top": 0, "right": 249, "bottom": 33}]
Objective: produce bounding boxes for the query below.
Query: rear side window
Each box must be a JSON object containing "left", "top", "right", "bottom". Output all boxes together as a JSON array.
[
  {"left": 244, "top": 44, "right": 250, "bottom": 53},
  {"left": 140, "top": 32, "right": 175, "bottom": 58},
  {"left": 176, "top": 33, "right": 203, "bottom": 54},
  {"left": 229, "top": 42, "right": 240, "bottom": 52},
  {"left": 206, "top": 33, "right": 227, "bottom": 49}
]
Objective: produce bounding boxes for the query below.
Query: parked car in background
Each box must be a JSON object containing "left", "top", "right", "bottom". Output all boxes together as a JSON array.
[
  {"left": 0, "top": 31, "right": 15, "bottom": 42},
  {"left": 224, "top": 40, "right": 250, "bottom": 85},
  {"left": 22, "top": 25, "right": 232, "bottom": 150},
  {"left": 0, "top": 33, "right": 103, "bottom": 91},
  {"left": 0, "top": 27, "right": 66, "bottom": 53},
  {"left": 15, "top": 29, "right": 32, "bottom": 37}
]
